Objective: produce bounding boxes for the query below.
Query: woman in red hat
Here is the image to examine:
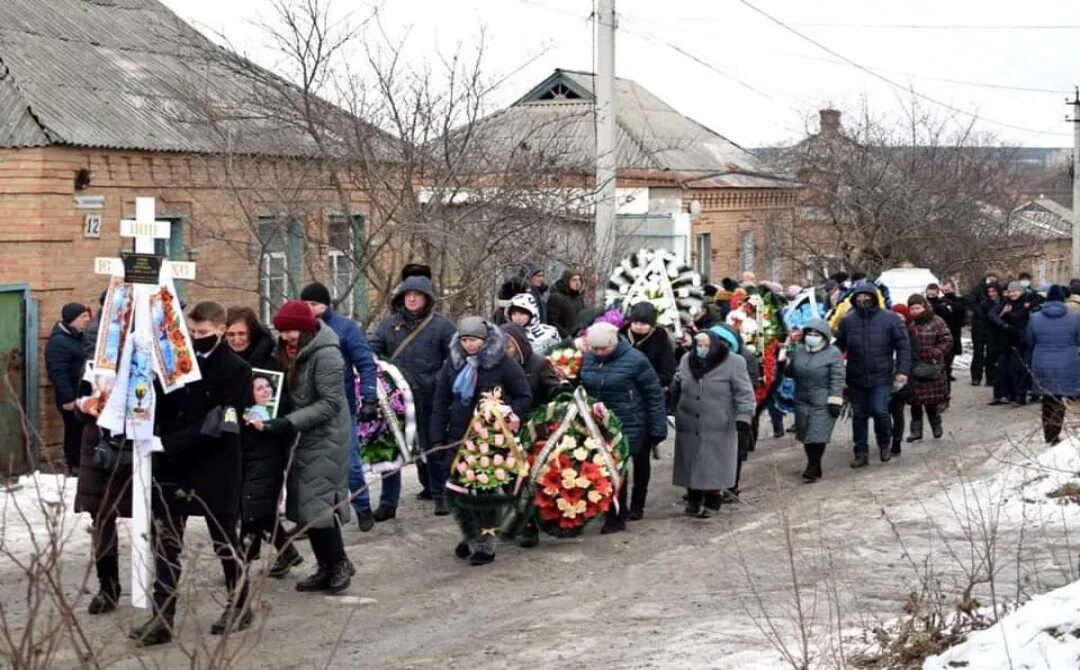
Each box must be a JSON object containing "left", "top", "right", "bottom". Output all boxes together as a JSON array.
[{"left": 253, "top": 300, "right": 354, "bottom": 594}]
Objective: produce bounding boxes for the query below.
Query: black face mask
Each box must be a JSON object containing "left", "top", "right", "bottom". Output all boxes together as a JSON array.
[{"left": 192, "top": 334, "right": 219, "bottom": 355}]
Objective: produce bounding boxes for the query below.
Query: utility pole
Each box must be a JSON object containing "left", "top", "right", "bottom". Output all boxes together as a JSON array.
[
  {"left": 594, "top": 0, "right": 617, "bottom": 298},
  {"left": 1070, "top": 88, "right": 1080, "bottom": 279}
]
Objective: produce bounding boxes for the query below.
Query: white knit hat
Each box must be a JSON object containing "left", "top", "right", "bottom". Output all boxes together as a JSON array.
[{"left": 585, "top": 322, "right": 618, "bottom": 349}]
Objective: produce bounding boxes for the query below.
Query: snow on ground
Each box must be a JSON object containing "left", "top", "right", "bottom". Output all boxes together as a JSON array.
[
  {"left": 924, "top": 578, "right": 1080, "bottom": 670},
  {"left": 0, "top": 472, "right": 91, "bottom": 561}
]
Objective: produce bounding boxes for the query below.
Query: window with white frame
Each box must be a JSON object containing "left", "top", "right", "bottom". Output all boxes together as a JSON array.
[
  {"left": 327, "top": 216, "right": 355, "bottom": 317},
  {"left": 258, "top": 218, "right": 289, "bottom": 322},
  {"left": 695, "top": 233, "right": 711, "bottom": 280},
  {"left": 739, "top": 230, "right": 755, "bottom": 272}
]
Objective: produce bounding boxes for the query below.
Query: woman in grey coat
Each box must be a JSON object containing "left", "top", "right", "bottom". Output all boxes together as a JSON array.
[
  {"left": 671, "top": 330, "right": 756, "bottom": 517},
  {"left": 256, "top": 300, "right": 353, "bottom": 595},
  {"left": 782, "top": 318, "right": 845, "bottom": 482}
]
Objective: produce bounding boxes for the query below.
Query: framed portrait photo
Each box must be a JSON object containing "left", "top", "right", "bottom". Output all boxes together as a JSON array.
[{"left": 247, "top": 369, "right": 285, "bottom": 422}]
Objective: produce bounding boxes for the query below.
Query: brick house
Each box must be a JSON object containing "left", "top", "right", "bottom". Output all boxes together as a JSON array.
[
  {"left": 468, "top": 69, "right": 801, "bottom": 284},
  {"left": 0, "top": 0, "right": 373, "bottom": 465}
]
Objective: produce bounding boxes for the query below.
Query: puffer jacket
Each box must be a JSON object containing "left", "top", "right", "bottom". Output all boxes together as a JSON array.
[
  {"left": 580, "top": 338, "right": 668, "bottom": 454},
  {"left": 370, "top": 276, "right": 457, "bottom": 448},
  {"left": 835, "top": 285, "right": 912, "bottom": 388},
  {"left": 430, "top": 324, "right": 533, "bottom": 445},
  {"left": 280, "top": 324, "right": 353, "bottom": 529},
  {"left": 1027, "top": 301, "right": 1080, "bottom": 397},
  {"left": 45, "top": 322, "right": 85, "bottom": 408},
  {"left": 784, "top": 318, "right": 845, "bottom": 445}
]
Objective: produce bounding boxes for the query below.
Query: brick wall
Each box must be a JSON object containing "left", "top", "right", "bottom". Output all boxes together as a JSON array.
[
  {"left": 0, "top": 146, "right": 372, "bottom": 455},
  {"left": 684, "top": 188, "right": 799, "bottom": 284}
]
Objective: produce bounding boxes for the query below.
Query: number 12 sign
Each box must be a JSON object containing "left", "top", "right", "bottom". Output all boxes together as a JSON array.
[{"left": 84, "top": 214, "right": 102, "bottom": 239}]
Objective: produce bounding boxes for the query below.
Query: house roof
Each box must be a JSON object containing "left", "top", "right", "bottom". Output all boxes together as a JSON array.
[
  {"left": 1010, "top": 198, "right": 1072, "bottom": 240},
  {"left": 0, "top": 0, "right": 365, "bottom": 156},
  {"left": 462, "top": 69, "right": 795, "bottom": 189}
]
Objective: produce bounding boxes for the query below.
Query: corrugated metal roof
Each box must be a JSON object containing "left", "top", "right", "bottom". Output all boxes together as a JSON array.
[
  {"left": 0, "top": 0, "right": 364, "bottom": 156},
  {"left": 464, "top": 69, "right": 794, "bottom": 189}
]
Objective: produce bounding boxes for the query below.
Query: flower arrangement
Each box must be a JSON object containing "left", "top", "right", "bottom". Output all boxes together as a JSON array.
[
  {"left": 604, "top": 248, "right": 704, "bottom": 339},
  {"left": 357, "top": 362, "right": 417, "bottom": 474},
  {"left": 726, "top": 286, "right": 788, "bottom": 403},
  {"left": 446, "top": 390, "right": 528, "bottom": 494},
  {"left": 546, "top": 347, "right": 584, "bottom": 383},
  {"left": 519, "top": 387, "right": 627, "bottom": 537},
  {"left": 150, "top": 285, "right": 195, "bottom": 390}
]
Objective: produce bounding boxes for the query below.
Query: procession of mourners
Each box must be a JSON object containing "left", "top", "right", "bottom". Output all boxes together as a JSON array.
[{"left": 57, "top": 251, "right": 1079, "bottom": 646}]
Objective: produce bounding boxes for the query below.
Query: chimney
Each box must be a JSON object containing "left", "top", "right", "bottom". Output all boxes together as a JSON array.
[{"left": 819, "top": 109, "right": 841, "bottom": 137}]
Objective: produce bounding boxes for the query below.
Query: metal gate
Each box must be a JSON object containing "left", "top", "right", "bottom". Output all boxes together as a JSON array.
[{"left": 0, "top": 285, "right": 37, "bottom": 474}]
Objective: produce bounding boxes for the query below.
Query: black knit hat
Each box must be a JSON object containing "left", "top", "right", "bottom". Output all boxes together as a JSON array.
[
  {"left": 627, "top": 301, "right": 658, "bottom": 326},
  {"left": 61, "top": 303, "right": 89, "bottom": 325},
  {"left": 299, "top": 282, "right": 332, "bottom": 306},
  {"left": 400, "top": 263, "right": 432, "bottom": 282}
]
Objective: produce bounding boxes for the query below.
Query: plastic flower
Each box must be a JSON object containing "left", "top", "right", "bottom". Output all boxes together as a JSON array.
[
  {"left": 572, "top": 447, "right": 589, "bottom": 462},
  {"left": 505, "top": 456, "right": 516, "bottom": 469},
  {"left": 561, "top": 468, "right": 579, "bottom": 489},
  {"left": 557, "top": 497, "right": 587, "bottom": 518},
  {"left": 494, "top": 433, "right": 505, "bottom": 446},
  {"left": 479, "top": 442, "right": 490, "bottom": 454},
  {"left": 456, "top": 462, "right": 468, "bottom": 474},
  {"left": 479, "top": 456, "right": 491, "bottom": 468},
  {"left": 466, "top": 470, "right": 477, "bottom": 481},
  {"left": 465, "top": 440, "right": 477, "bottom": 452},
  {"left": 494, "top": 468, "right": 506, "bottom": 481},
  {"left": 476, "top": 472, "right": 489, "bottom": 485},
  {"left": 588, "top": 490, "right": 603, "bottom": 504}
]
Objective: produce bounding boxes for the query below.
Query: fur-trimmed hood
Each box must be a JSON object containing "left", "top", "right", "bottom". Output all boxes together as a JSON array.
[{"left": 449, "top": 323, "right": 507, "bottom": 371}]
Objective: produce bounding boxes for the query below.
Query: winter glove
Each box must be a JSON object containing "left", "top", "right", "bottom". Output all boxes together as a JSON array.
[
  {"left": 735, "top": 421, "right": 752, "bottom": 434},
  {"left": 828, "top": 404, "right": 841, "bottom": 419},
  {"left": 262, "top": 417, "right": 292, "bottom": 435},
  {"left": 358, "top": 397, "right": 380, "bottom": 423}
]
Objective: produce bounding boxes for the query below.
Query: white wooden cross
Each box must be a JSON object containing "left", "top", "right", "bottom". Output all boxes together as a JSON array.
[{"left": 91, "top": 197, "right": 195, "bottom": 609}]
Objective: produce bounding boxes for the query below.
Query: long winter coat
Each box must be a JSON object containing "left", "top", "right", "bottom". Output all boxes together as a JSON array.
[
  {"left": 45, "top": 322, "right": 85, "bottom": 409},
  {"left": 580, "top": 338, "right": 668, "bottom": 455},
  {"left": 940, "top": 294, "right": 968, "bottom": 356},
  {"left": 280, "top": 324, "right": 353, "bottom": 529},
  {"left": 835, "top": 285, "right": 912, "bottom": 388},
  {"left": 74, "top": 416, "right": 132, "bottom": 518},
  {"left": 1027, "top": 301, "right": 1080, "bottom": 398},
  {"left": 622, "top": 325, "right": 678, "bottom": 390},
  {"left": 784, "top": 322, "right": 845, "bottom": 445},
  {"left": 986, "top": 298, "right": 1030, "bottom": 353},
  {"left": 238, "top": 342, "right": 293, "bottom": 529},
  {"left": 430, "top": 325, "right": 533, "bottom": 445},
  {"left": 907, "top": 314, "right": 953, "bottom": 405},
  {"left": 671, "top": 342, "right": 756, "bottom": 490},
  {"left": 154, "top": 343, "right": 251, "bottom": 519},
  {"left": 370, "top": 276, "right": 457, "bottom": 449}
]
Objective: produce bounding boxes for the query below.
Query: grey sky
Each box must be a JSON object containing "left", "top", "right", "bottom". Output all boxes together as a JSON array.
[{"left": 162, "top": 0, "right": 1080, "bottom": 148}]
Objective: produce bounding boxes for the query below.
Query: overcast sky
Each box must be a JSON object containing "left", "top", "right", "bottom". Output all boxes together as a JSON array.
[{"left": 162, "top": 0, "right": 1080, "bottom": 148}]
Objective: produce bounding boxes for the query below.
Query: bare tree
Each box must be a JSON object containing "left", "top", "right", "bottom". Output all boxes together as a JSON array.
[{"left": 764, "top": 99, "right": 1030, "bottom": 282}]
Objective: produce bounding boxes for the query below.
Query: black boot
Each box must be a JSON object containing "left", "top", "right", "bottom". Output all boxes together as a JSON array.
[
  {"left": 372, "top": 505, "right": 397, "bottom": 522},
  {"left": 296, "top": 566, "right": 330, "bottom": 592},
  {"left": 801, "top": 445, "right": 818, "bottom": 481},
  {"left": 130, "top": 615, "right": 173, "bottom": 647},
  {"left": 269, "top": 544, "right": 303, "bottom": 578},
  {"left": 89, "top": 554, "right": 120, "bottom": 615},
  {"left": 518, "top": 522, "right": 540, "bottom": 549},
  {"left": 929, "top": 408, "right": 944, "bottom": 439},
  {"left": 907, "top": 419, "right": 923, "bottom": 442},
  {"left": 434, "top": 497, "right": 451, "bottom": 516},
  {"left": 703, "top": 491, "right": 725, "bottom": 511},
  {"left": 210, "top": 602, "right": 253, "bottom": 635},
  {"left": 454, "top": 541, "right": 472, "bottom": 559},
  {"left": 890, "top": 440, "right": 902, "bottom": 456},
  {"left": 326, "top": 561, "right": 352, "bottom": 594},
  {"left": 355, "top": 509, "right": 375, "bottom": 532}
]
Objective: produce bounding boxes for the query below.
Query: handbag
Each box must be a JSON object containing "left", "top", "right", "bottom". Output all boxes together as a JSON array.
[
  {"left": 912, "top": 361, "right": 942, "bottom": 382},
  {"left": 92, "top": 432, "right": 133, "bottom": 471}
]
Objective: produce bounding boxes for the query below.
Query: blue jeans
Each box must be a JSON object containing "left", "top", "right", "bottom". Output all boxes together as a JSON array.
[
  {"left": 349, "top": 431, "right": 402, "bottom": 513},
  {"left": 849, "top": 384, "right": 892, "bottom": 456}
]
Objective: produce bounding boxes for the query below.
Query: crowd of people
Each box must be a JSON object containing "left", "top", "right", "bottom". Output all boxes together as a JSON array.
[{"left": 42, "top": 261, "right": 1080, "bottom": 647}]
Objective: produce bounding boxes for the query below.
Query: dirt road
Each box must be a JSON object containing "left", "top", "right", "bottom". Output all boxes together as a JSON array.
[{"left": 31, "top": 380, "right": 1078, "bottom": 669}]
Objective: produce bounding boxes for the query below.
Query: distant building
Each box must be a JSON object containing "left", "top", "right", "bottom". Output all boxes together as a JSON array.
[{"left": 466, "top": 69, "right": 801, "bottom": 283}]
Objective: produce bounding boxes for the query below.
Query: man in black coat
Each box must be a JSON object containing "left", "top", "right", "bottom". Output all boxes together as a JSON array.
[
  {"left": 546, "top": 269, "right": 586, "bottom": 337},
  {"left": 131, "top": 301, "right": 252, "bottom": 647},
  {"left": 45, "top": 302, "right": 91, "bottom": 473},
  {"left": 986, "top": 282, "right": 1031, "bottom": 406},
  {"left": 836, "top": 284, "right": 912, "bottom": 467},
  {"left": 967, "top": 273, "right": 999, "bottom": 386},
  {"left": 370, "top": 274, "right": 457, "bottom": 513},
  {"left": 926, "top": 283, "right": 965, "bottom": 384}
]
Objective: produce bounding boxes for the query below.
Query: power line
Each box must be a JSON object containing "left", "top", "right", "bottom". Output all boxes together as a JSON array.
[
  {"left": 783, "top": 23, "right": 1080, "bottom": 31},
  {"left": 737, "top": 0, "right": 1071, "bottom": 138}
]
